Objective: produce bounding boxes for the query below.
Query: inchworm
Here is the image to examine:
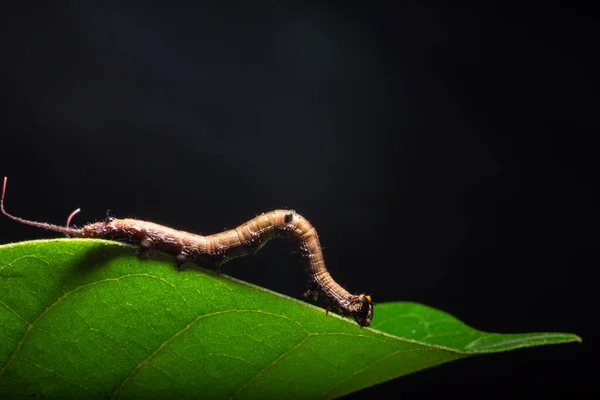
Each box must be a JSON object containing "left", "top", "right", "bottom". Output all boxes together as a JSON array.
[{"left": 1, "top": 177, "right": 373, "bottom": 327}]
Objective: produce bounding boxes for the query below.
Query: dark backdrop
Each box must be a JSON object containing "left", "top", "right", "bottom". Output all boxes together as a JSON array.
[{"left": 1, "top": 3, "right": 596, "bottom": 398}]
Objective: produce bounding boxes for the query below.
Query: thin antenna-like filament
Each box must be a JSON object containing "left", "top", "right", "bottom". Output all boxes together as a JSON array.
[
  {"left": 66, "top": 208, "right": 81, "bottom": 228},
  {"left": 1, "top": 176, "right": 83, "bottom": 236},
  {"left": 64, "top": 208, "right": 81, "bottom": 237}
]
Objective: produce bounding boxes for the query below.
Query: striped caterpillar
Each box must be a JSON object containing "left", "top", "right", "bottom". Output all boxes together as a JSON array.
[{"left": 1, "top": 177, "right": 373, "bottom": 327}]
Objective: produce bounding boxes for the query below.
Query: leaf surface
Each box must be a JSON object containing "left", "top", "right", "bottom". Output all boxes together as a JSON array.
[{"left": 0, "top": 239, "right": 580, "bottom": 399}]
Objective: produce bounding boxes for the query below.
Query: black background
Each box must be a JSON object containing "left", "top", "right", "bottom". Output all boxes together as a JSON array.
[{"left": 1, "top": 3, "right": 596, "bottom": 398}]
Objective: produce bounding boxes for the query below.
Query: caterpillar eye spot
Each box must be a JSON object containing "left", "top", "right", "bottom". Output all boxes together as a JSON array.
[{"left": 284, "top": 212, "right": 293, "bottom": 223}]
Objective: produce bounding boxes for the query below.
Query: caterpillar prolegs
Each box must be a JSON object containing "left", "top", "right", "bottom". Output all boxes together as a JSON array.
[{"left": 1, "top": 177, "right": 373, "bottom": 327}]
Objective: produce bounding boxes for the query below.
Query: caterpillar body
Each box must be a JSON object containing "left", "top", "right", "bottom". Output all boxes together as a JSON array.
[{"left": 1, "top": 177, "right": 373, "bottom": 327}]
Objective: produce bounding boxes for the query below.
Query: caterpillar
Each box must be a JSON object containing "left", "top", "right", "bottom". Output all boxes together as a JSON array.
[{"left": 1, "top": 177, "right": 373, "bottom": 327}]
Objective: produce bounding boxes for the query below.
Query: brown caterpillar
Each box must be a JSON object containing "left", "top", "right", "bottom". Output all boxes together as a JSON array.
[{"left": 1, "top": 177, "right": 373, "bottom": 327}]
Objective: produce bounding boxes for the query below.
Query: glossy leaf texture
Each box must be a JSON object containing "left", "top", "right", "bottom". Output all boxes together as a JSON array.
[{"left": 0, "top": 239, "right": 580, "bottom": 399}]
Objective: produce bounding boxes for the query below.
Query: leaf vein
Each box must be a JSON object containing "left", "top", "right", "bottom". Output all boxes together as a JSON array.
[
  {"left": 0, "top": 273, "right": 187, "bottom": 378},
  {"left": 323, "top": 347, "right": 443, "bottom": 399},
  {"left": 111, "top": 309, "right": 255, "bottom": 399},
  {"left": 229, "top": 335, "right": 311, "bottom": 400}
]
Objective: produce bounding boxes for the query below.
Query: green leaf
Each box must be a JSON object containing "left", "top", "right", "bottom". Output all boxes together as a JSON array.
[{"left": 0, "top": 239, "right": 580, "bottom": 399}]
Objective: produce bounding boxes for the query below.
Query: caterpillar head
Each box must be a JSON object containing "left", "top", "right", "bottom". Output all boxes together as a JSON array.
[{"left": 348, "top": 294, "right": 373, "bottom": 327}]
